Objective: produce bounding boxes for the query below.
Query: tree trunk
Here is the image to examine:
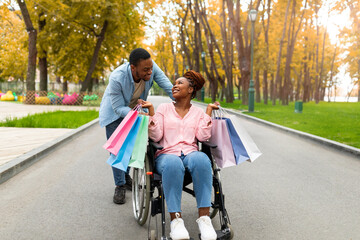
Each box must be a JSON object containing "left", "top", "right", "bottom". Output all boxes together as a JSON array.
[
  {"left": 226, "top": 0, "right": 250, "bottom": 105},
  {"left": 81, "top": 20, "right": 108, "bottom": 93},
  {"left": 314, "top": 5, "right": 320, "bottom": 104},
  {"left": 189, "top": 0, "right": 200, "bottom": 73},
  {"left": 179, "top": 6, "right": 192, "bottom": 70},
  {"left": 262, "top": 0, "right": 271, "bottom": 105},
  {"left": 38, "top": 12, "right": 47, "bottom": 96},
  {"left": 270, "top": 73, "right": 274, "bottom": 101},
  {"left": 263, "top": 70, "right": 268, "bottom": 104},
  {"left": 169, "top": 29, "right": 179, "bottom": 80},
  {"left": 63, "top": 79, "right": 68, "bottom": 93},
  {"left": 198, "top": 0, "right": 223, "bottom": 101},
  {"left": 255, "top": 70, "right": 261, "bottom": 102},
  {"left": 282, "top": 0, "right": 307, "bottom": 105},
  {"left": 17, "top": 0, "right": 37, "bottom": 104},
  {"left": 220, "top": 0, "right": 234, "bottom": 103},
  {"left": 273, "top": 0, "right": 291, "bottom": 105},
  {"left": 39, "top": 57, "right": 47, "bottom": 95}
]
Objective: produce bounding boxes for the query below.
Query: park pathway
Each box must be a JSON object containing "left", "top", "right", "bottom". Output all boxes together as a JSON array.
[{"left": 0, "top": 96, "right": 359, "bottom": 240}]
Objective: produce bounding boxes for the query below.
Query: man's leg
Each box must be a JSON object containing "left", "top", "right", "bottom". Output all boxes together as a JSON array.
[{"left": 105, "top": 117, "right": 132, "bottom": 204}]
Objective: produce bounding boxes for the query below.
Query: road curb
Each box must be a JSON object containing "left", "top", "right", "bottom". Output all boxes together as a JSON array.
[
  {"left": 195, "top": 102, "right": 360, "bottom": 157},
  {"left": 0, "top": 118, "right": 99, "bottom": 184}
]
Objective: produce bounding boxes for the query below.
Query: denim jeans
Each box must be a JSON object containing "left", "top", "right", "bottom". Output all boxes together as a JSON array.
[
  {"left": 155, "top": 151, "right": 213, "bottom": 213},
  {"left": 105, "top": 117, "right": 130, "bottom": 186}
]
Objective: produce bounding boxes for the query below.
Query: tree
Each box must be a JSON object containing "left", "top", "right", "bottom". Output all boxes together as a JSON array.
[
  {"left": 0, "top": 4, "right": 27, "bottom": 81},
  {"left": 335, "top": 0, "right": 359, "bottom": 102},
  {"left": 16, "top": 0, "right": 37, "bottom": 104}
]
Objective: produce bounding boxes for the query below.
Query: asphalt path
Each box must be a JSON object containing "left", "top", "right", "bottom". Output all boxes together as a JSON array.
[{"left": 0, "top": 96, "right": 359, "bottom": 240}]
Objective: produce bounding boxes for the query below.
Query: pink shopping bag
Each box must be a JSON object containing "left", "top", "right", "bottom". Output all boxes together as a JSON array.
[
  {"left": 208, "top": 118, "right": 237, "bottom": 168},
  {"left": 103, "top": 107, "right": 139, "bottom": 156}
]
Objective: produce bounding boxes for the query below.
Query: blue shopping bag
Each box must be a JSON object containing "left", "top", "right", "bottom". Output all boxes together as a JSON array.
[
  {"left": 225, "top": 118, "right": 250, "bottom": 164},
  {"left": 107, "top": 115, "right": 142, "bottom": 171}
]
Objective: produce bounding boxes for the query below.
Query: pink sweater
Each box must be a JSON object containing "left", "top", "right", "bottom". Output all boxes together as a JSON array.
[{"left": 149, "top": 103, "right": 212, "bottom": 157}]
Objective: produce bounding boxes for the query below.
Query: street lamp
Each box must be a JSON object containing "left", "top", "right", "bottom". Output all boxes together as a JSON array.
[
  {"left": 248, "top": 9, "right": 257, "bottom": 112},
  {"left": 201, "top": 51, "right": 206, "bottom": 102}
]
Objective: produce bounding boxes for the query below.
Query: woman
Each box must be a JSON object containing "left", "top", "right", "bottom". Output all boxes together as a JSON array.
[{"left": 140, "top": 70, "right": 219, "bottom": 240}]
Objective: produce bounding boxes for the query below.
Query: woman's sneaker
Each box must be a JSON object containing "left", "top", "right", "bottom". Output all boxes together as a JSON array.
[
  {"left": 170, "top": 213, "right": 190, "bottom": 240},
  {"left": 196, "top": 216, "right": 217, "bottom": 240}
]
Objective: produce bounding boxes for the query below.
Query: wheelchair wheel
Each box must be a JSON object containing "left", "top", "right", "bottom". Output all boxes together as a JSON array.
[
  {"left": 132, "top": 153, "right": 151, "bottom": 226},
  {"left": 228, "top": 223, "right": 234, "bottom": 239},
  {"left": 149, "top": 230, "right": 156, "bottom": 240}
]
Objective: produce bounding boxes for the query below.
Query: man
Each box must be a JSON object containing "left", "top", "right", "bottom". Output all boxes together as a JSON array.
[{"left": 99, "top": 48, "right": 174, "bottom": 204}]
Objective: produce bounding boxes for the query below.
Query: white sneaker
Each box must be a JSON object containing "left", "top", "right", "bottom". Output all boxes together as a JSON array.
[
  {"left": 196, "top": 216, "right": 217, "bottom": 240},
  {"left": 170, "top": 213, "right": 190, "bottom": 240}
]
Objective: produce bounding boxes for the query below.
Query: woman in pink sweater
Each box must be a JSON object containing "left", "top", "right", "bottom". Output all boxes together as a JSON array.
[{"left": 140, "top": 70, "right": 219, "bottom": 240}]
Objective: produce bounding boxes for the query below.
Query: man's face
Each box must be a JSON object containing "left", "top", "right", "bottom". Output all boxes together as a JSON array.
[{"left": 131, "top": 58, "right": 153, "bottom": 82}]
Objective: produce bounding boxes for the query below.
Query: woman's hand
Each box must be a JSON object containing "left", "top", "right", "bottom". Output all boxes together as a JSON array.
[
  {"left": 138, "top": 99, "right": 155, "bottom": 116},
  {"left": 208, "top": 101, "right": 220, "bottom": 110},
  {"left": 206, "top": 101, "right": 220, "bottom": 116}
]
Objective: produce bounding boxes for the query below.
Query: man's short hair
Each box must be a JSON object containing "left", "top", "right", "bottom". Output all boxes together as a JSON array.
[{"left": 129, "top": 48, "right": 151, "bottom": 66}]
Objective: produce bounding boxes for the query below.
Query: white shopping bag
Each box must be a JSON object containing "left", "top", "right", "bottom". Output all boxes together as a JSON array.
[{"left": 228, "top": 114, "right": 262, "bottom": 162}]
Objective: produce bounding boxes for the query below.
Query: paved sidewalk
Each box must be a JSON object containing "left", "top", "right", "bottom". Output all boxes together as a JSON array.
[{"left": 0, "top": 101, "right": 99, "bottom": 167}]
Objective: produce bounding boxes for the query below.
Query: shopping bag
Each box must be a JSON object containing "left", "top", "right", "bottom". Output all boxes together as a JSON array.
[
  {"left": 129, "top": 115, "right": 149, "bottom": 169},
  {"left": 208, "top": 118, "right": 237, "bottom": 168},
  {"left": 103, "top": 105, "right": 140, "bottom": 155},
  {"left": 107, "top": 115, "right": 142, "bottom": 171},
  {"left": 228, "top": 114, "right": 262, "bottom": 162},
  {"left": 224, "top": 118, "right": 250, "bottom": 164}
]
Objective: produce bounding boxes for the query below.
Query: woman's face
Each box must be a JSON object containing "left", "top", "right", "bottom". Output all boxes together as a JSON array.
[{"left": 172, "top": 77, "right": 193, "bottom": 99}]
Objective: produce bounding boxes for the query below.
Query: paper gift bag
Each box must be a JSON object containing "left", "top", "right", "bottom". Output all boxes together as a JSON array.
[
  {"left": 103, "top": 106, "right": 140, "bottom": 155},
  {"left": 107, "top": 115, "right": 142, "bottom": 171},
  {"left": 228, "top": 114, "right": 262, "bottom": 162},
  {"left": 128, "top": 115, "right": 149, "bottom": 169},
  {"left": 224, "top": 118, "right": 250, "bottom": 164},
  {"left": 208, "top": 118, "right": 237, "bottom": 168}
]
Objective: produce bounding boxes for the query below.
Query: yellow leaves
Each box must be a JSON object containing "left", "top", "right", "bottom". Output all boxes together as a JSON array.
[{"left": 0, "top": 5, "right": 27, "bottom": 80}]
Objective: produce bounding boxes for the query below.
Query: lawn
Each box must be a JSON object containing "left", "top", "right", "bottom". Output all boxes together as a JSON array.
[
  {"left": 0, "top": 110, "right": 99, "bottom": 129},
  {"left": 201, "top": 98, "right": 360, "bottom": 149}
]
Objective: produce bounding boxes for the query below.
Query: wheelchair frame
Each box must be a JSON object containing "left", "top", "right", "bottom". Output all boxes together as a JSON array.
[{"left": 132, "top": 140, "right": 233, "bottom": 240}]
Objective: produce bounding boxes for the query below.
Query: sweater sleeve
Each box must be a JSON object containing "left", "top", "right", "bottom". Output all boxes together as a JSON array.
[{"left": 148, "top": 104, "right": 165, "bottom": 142}]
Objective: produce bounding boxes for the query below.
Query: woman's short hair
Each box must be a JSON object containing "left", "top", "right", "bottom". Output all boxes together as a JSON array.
[
  {"left": 183, "top": 70, "right": 205, "bottom": 99},
  {"left": 129, "top": 48, "right": 151, "bottom": 66}
]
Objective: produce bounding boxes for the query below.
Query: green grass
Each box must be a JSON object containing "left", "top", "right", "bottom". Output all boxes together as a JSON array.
[
  {"left": 200, "top": 98, "right": 360, "bottom": 149},
  {"left": 0, "top": 110, "right": 99, "bottom": 129}
]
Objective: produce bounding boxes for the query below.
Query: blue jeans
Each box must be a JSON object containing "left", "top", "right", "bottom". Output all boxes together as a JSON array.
[
  {"left": 155, "top": 151, "right": 213, "bottom": 213},
  {"left": 105, "top": 117, "right": 130, "bottom": 186}
]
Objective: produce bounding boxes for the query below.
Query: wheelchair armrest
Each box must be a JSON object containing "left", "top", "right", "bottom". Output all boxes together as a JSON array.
[
  {"left": 149, "top": 140, "right": 163, "bottom": 150},
  {"left": 200, "top": 141, "right": 217, "bottom": 149}
]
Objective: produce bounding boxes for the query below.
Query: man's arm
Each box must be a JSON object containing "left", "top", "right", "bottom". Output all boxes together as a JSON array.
[
  {"left": 108, "top": 72, "right": 132, "bottom": 118},
  {"left": 152, "top": 61, "right": 175, "bottom": 100}
]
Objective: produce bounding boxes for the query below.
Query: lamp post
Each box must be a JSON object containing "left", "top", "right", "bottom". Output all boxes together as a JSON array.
[
  {"left": 248, "top": 9, "right": 257, "bottom": 112},
  {"left": 201, "top": 51, "right": 206, "bottom": 102}
]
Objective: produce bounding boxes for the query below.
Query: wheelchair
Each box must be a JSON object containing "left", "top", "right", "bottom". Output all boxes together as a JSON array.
[{"left": 132, "top": 139, "right": 233, "bottom": 240}]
